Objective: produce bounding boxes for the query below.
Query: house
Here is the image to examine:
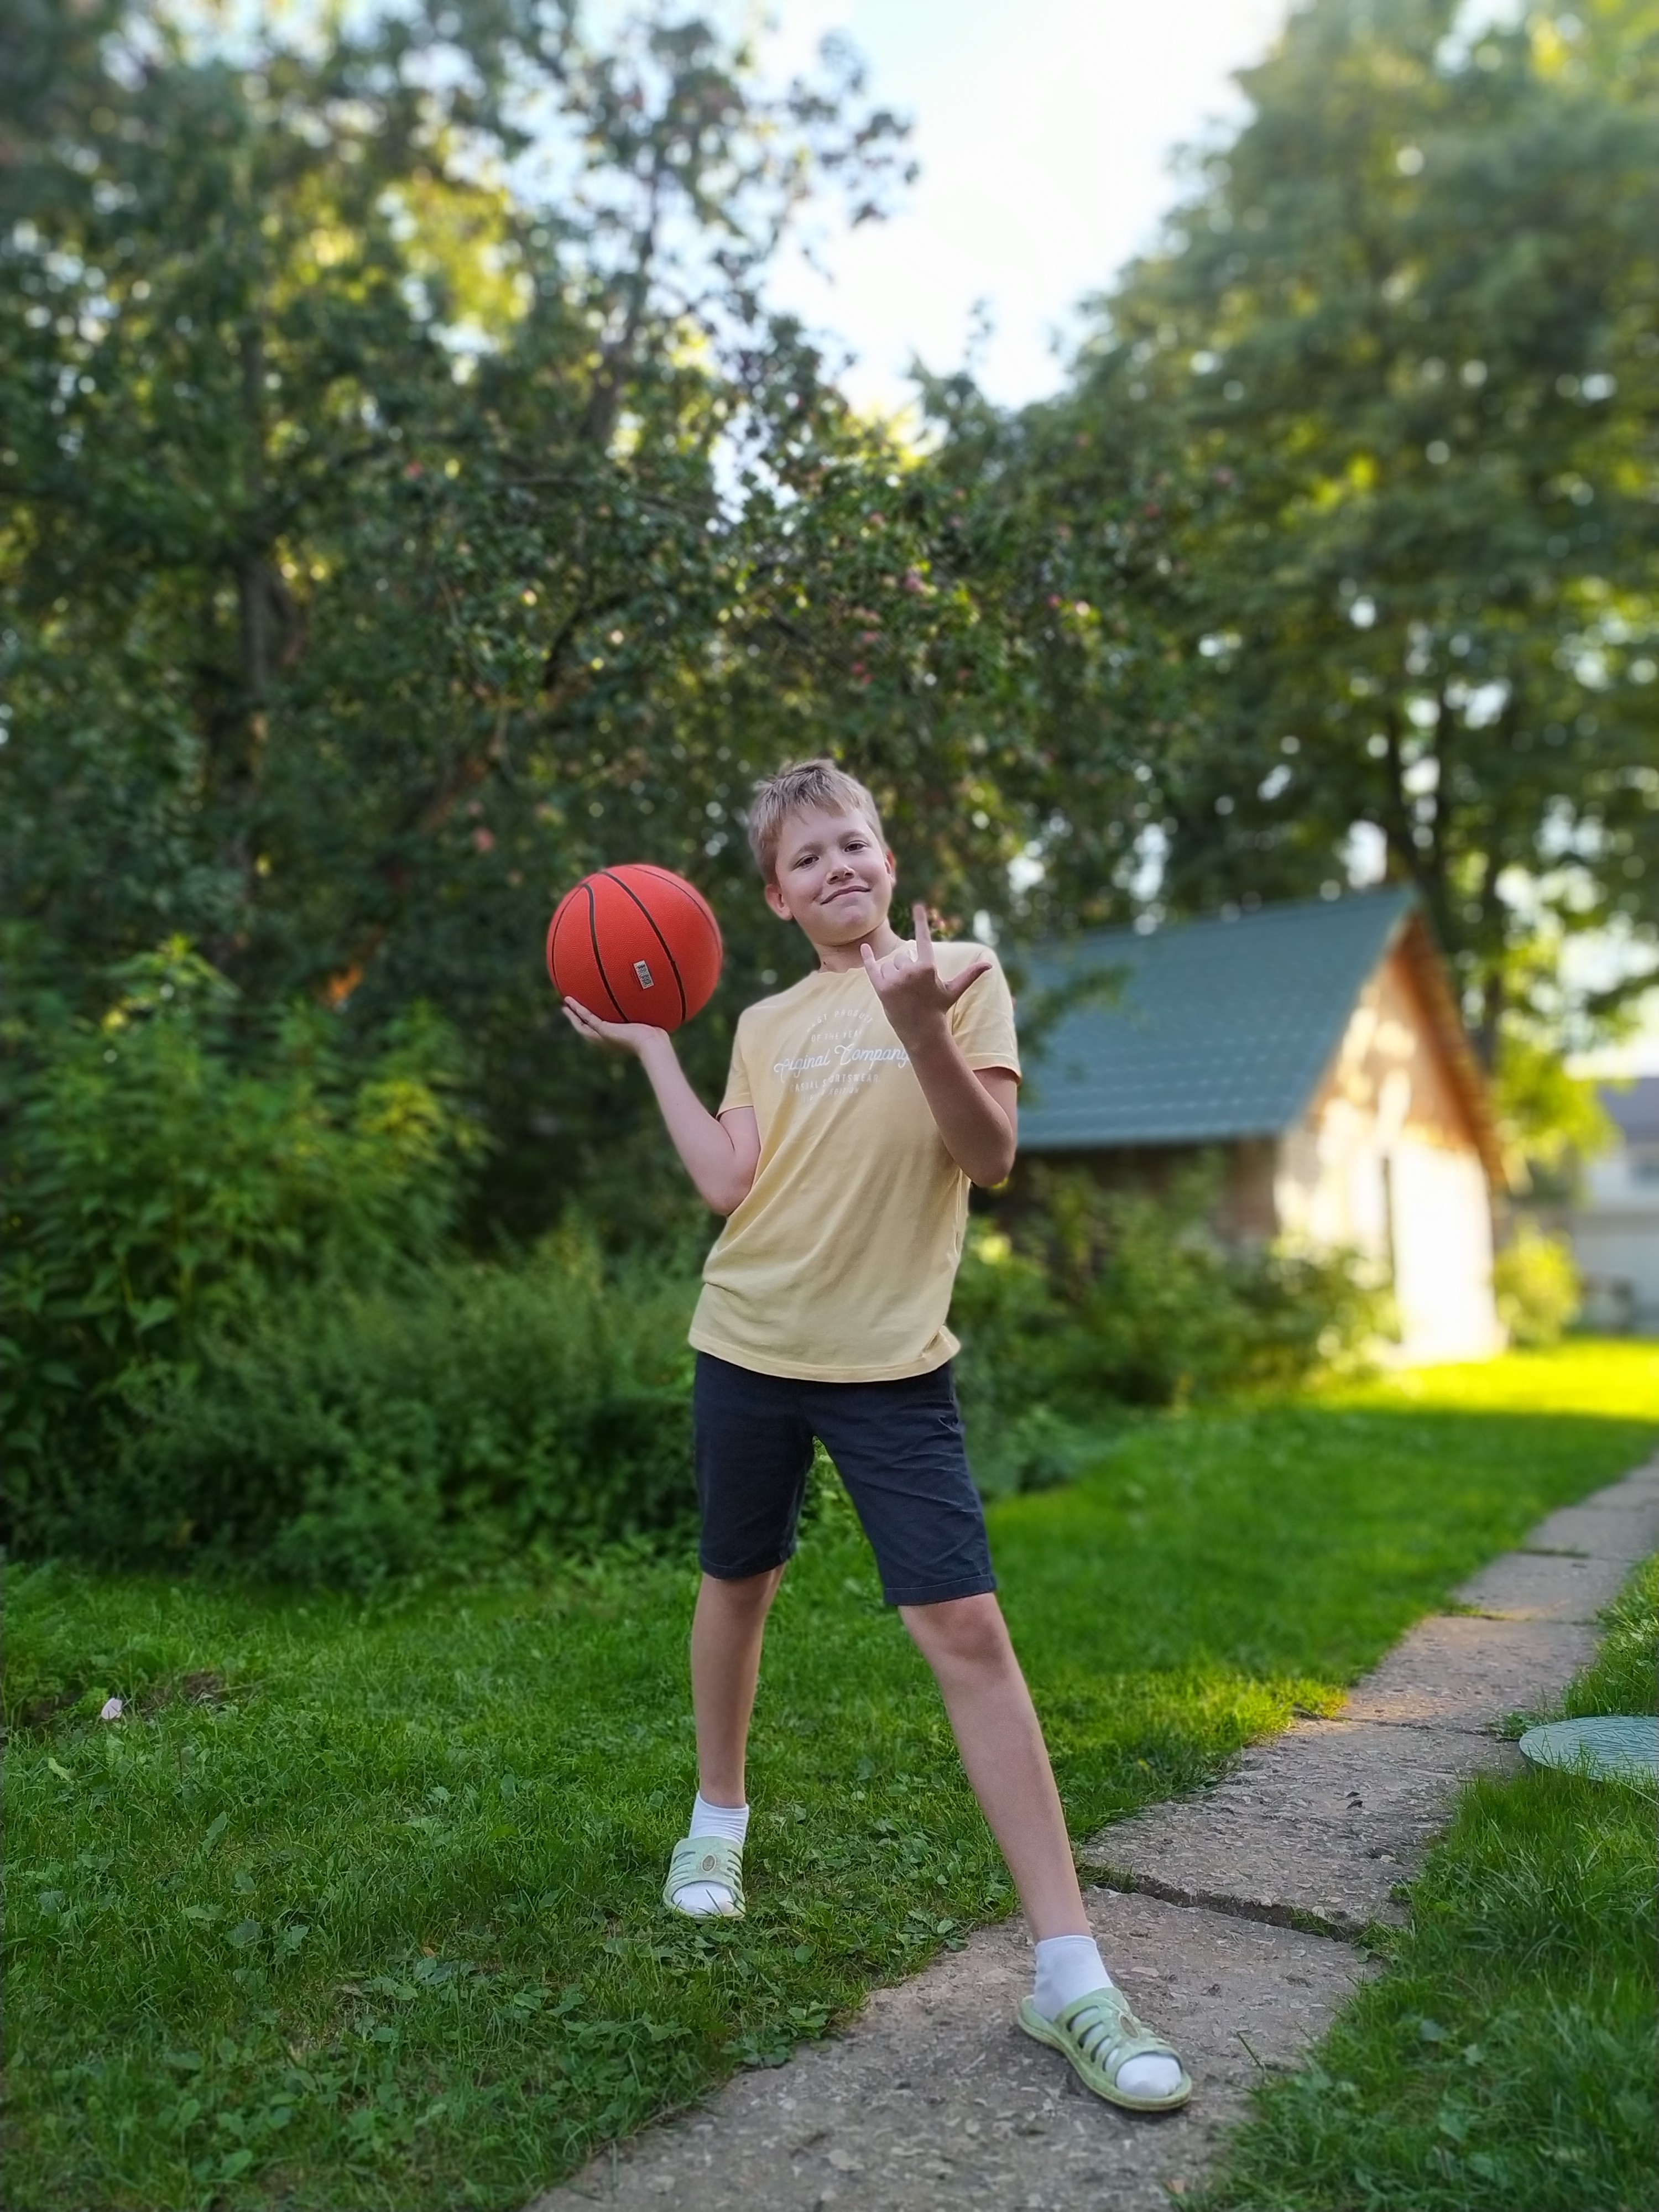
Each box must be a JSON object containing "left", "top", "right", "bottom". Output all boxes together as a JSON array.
[
  {"left": 1567, "top": 1078, "right": 1659, "bottom": 1333},
  {"left": 1015, "top": 889, "right": 1508, "bottom": 1363}
]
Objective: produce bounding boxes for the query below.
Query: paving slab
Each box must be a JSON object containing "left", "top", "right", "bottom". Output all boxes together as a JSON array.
[
  {"left": 1454, "top": 1547, "right": 1632, "bottom": 1623},
  {"left": 1521, "top": 1497, "right": 1659, "bottom": 1563},
  {"left": 1079, "top": 1719, "right": 1517, "bottom": 1933},
  {"left": 1341, "top": 1613, "right": 1598, "bottom": 1731},
  {"left": 532, "top": 1890, "right": 1372, "bottom": 2212},
  {"left": 1581, "top": 1460, "right": 1659, "bottom": 1506}
]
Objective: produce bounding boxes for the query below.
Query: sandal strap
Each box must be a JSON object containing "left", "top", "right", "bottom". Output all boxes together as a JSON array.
[
  {"left": 1053, "top": 1989, "right": 1178, "bottom": 2081},
  {"left": 664, "top": 1835, "right": 745, "bottom": 1912}
]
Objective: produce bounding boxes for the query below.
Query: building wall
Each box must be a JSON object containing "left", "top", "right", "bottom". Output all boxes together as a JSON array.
[
  {"left": 1274, "top": 944, "right": 1504, "bottom": 1362},
  {"left": 1567, "top": 1203, "right": 1659, "bottom": 1332},
  {"left": 1009, "top": 1133, "right": 1283, "bottom": 1239},
  {"left": 1512, "top": 1093, "right": 1659, "bottom": 1334},
  {"left": 1564, "top": 1086, "right": 1659, "bottom": 1331},
  {"left": 1005, "top": 1138, "right": 1279, "bottom": 1241}
]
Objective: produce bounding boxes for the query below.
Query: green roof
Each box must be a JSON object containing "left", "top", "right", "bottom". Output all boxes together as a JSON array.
[{"left": 1017, "top": 889, "right": 1417, "bottom": 1151}]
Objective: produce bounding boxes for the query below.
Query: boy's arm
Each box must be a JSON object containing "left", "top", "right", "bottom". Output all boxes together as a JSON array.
[
  {"left": 861, "top": 906, "right": 1018, "bottom": 1187},
  {"left": 562, "top": 1000, "right": 760, "bottom": 1213},
  {"left": 908, "top": 1051, "right": 1018, "bottom": 1187}
]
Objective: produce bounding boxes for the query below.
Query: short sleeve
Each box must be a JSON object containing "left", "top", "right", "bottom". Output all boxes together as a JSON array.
[
  {"left": 718, "top": 1019, "right": 753, "bottom": 1114},
  {"left": 948, "top": 947, "right": 1021, "bottom": 1079}
]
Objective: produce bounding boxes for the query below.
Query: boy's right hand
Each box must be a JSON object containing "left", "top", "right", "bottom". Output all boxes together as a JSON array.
[{"left": 561, "top": 999, "right": 669, "bottom": 1060}]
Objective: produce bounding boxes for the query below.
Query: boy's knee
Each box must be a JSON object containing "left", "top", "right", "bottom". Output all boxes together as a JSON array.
[
  {"left": 902, "top": 1592, "right": 1010, "bottom": 1672},
  {"left": 700, "top": 1566, "right": 784, "bottom": 1614}
]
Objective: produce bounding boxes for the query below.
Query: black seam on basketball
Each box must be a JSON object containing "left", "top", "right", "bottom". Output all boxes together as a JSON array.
[
  {"left": 598, "top": 870, "right": 688, "bottom": 1022},
  {"left": 584, "top": 881, "right": 629, "bottom": 1021},
  {"left": 549, "top": 893, "right": 577, "bottom": 983},
  {"left": 629, "top": 865, "right": 722, "bottom": 963}
]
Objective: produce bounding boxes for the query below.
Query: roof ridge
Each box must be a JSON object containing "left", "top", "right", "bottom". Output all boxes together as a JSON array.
[{"left": 1029, "top": 885, "right": 1416, "bottom": 959}]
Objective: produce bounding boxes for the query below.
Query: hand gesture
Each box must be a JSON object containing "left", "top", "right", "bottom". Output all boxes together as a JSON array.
[
  {"left": 859, "top": 904, "right": 992, "bottom": 1044},
  {"left": 561, "top": 998, "right": 667, "bottom": 1061}
]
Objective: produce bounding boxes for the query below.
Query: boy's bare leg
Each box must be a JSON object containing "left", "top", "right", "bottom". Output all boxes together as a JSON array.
[
  {"left": 902, "top": 1592, "right": 1188, "bottom": 2099},
  {"left": 899, "top": 1593, "right": 1091, "bottom": 1940},
  {"left": 691, "top": 1566, "right": 786, "bottom": 1804}
]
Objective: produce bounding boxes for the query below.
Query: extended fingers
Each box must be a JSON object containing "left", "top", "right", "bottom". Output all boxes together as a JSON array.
[
  {"left": 911, "top": 901, "right": 935, "bottom": 958},
  {"left": 938, "top": 955, "right": 993, "bottom": 1005}
]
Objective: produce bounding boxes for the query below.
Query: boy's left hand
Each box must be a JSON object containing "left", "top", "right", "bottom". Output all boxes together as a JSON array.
[{"left": 860, "top": 903, "right": 992, "bottom": 1044}]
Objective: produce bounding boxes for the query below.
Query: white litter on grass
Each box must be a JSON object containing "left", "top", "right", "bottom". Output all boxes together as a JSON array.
[{"left": 98, "top": 1696, "right": 124, "bottom": 1721}]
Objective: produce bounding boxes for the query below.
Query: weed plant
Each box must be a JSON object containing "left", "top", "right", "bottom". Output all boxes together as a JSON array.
[
  {"left": 2, "top": 945, "right": 478, "bottom": 1547},
  {"left": 106, "top": 1249, "right": 698, "bottom": 1585},
  {"left": 6, "top": 1343, "right": 1652, "bottom": 2211},
  {"left": 953, "top": 1160, "right": 1387, "bottom": 1493}
]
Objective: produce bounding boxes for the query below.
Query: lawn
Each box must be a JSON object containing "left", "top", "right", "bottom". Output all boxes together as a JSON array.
[
  {"left": 1206, "top": 1552, "right": 1659, "bottom": 2212},
  {"left": 6, "top": 1340, "right": 1655, "bottom": 2211}
]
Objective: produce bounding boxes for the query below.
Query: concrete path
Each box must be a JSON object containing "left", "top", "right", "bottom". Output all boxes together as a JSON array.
[{"left": 533, "top": 1457, "right": 1659, "bottom": 2212}]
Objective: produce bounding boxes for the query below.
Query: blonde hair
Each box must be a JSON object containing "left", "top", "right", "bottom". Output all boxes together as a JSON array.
[{"left": 745, "top": 758, "right": 886, "bottom": 880}]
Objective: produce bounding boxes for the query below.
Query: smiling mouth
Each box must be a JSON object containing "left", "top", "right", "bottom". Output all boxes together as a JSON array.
[{"left": 825, "top": 885, "right": 867, "bottom": 902}]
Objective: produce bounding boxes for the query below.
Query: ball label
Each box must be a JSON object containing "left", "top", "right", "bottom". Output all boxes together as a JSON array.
[{"left": 633, "top": 960, "right": 655, "bottom": 988}]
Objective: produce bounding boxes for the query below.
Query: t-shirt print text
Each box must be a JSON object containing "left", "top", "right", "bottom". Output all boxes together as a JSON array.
[{"left": 771, "top": 1005, "right": 909, "bottom": 1100}]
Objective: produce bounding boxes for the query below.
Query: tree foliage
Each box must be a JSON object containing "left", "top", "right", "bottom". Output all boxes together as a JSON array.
[{"left": 1053, "top": 0, "right": 1659, "bottom": 1059}]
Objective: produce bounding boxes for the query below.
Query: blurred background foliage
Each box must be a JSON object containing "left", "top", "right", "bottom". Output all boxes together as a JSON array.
[{"left": 2, "top": 0, "right": 1654, "bottom": 1564}]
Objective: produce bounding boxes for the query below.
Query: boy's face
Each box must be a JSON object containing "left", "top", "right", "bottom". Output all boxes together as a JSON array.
[{"left": 764, "top": 804, "right": 896, "bottom": 947}]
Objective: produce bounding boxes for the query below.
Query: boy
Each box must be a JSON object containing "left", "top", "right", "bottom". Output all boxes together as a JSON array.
[{"left": 562, "top": 758, "right": 1190, "bottom": 2112}]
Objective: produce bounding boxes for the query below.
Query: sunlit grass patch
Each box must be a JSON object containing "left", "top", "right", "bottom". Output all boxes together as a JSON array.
[{"left": 1329, "top": 1335, "right": 1659, "bottom": 1423}]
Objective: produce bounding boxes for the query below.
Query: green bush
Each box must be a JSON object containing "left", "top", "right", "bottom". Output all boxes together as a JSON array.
[
  {"left": 967, "top": 1402, "right": 1091, "bottom": 1501},
  {"left": 951, "top": 1160, "right": 1384, "bottom": 1489},
  {"left": 74, "top": 1244, "right": 699, "bottom": 1587},
  {"left": 1, "top": 941, "right": 481, "bottom": 1542},
  {"left": 1494, "top": 1219, "right": 1583, "bottom": 1348}
]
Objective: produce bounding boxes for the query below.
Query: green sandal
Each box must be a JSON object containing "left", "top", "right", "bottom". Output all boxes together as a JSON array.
[
  {"left": 1018, "top": 1988, "right": 1192, "bottom": 2112},
  {"left": 662, "top": 1835, "right": 746, "bottom": 1919}
]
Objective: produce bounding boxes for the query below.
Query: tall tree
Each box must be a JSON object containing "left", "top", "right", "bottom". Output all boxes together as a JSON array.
[{"left": 1058, "top": 0, "right": 1658, "bottom": 1060}]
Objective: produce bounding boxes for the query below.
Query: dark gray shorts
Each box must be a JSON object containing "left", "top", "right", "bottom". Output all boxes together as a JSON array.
[{"left": 692, "top": 1352, "right": 997, "bottom": 1608}]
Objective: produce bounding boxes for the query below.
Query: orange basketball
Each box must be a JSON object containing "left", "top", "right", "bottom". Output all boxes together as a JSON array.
[{"left": 546, "top": 864, "right": 723, "bottom": 1031}]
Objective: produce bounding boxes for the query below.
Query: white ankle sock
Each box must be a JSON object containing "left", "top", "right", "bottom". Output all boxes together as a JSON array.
[
  {"left": 1032, "top": 1934, "right": 1183, "bottom": 2101},
  {"left": 1034, "top": 1933, "right": 1114, "bottom": 2017},
  {"left": 669, "top": 1792, "right": 749, "bottom": 1917},
  {"left": 690, "top": 1792, "right": 750, "bottom": 1846}
]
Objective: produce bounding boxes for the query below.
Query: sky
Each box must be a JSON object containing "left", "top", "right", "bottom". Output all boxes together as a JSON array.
[{"left": 759, "top": 0, "right": 1292, "bottom": 415}]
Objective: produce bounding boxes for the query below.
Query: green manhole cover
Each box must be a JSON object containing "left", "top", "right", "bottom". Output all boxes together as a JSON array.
[{"left": 1519, "top": 1716, "right": 1658, "bottom": 1785}]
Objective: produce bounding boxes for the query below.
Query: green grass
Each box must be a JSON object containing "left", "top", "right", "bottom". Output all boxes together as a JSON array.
[
  {"left": 1204, "top": 1552, "right": 1659, "bottom": 2212},
  {"left": 6, "top": 1340, "right": 1655, "bottom": 2211}
]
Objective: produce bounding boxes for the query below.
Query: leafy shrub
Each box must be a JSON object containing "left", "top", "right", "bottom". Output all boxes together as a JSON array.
[
  {"left": 968, "top": 1403, "right": 1091, "bottom": 1501},
  {"left": 1494, "top": 1220, "right": 1583, "bottom": 1348},
  {"left": 1, "top": 941, "right": 481, "bottom": 1541},
  {"left": 951, "top": 1160, "right": 1384, "bottom": 1489},
  {"left": 66, "top": 1243, "right": 700, "bottom": 1588}
]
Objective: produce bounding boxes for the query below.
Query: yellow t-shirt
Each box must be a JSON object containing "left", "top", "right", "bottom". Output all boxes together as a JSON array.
[{"left": 687, "top": 944, "right": 1021, "bottom": 1383}]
